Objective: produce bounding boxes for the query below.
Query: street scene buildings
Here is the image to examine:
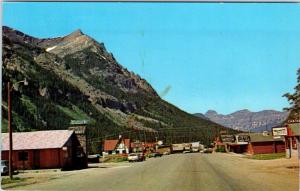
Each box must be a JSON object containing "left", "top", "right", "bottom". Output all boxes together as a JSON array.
[{"left": 216, "top": 123, "right": 300, "bottom": 158}]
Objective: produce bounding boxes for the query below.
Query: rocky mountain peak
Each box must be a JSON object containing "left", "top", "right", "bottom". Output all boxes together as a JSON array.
[
  {"left": 3, "top": 26, "right": 40, "bottom": 46},
  {"left": 240, "top": 109, "right": 250, "bottom": 112},
  {"left": 198, "top": 109, "right": 288, "bottom": 132},
  {"left": 68, "top": 29, "right": 84, "bottom": 38},
  {"left": 232, "top": 109, "right": 251, "bottom": 115},
  {"left": 39, "top": 30, "right": 97, "bottom": 57},
  {"left": 205, "top": 110, "right": 218, "bottom": 116},
  {"left": 61, "top": 29, "right": 88, "bottom": 43}
]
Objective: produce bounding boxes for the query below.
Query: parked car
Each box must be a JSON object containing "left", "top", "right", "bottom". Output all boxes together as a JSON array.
[
  {"left": 88, "top": 155, "right": 100, "bottom": 163},
  {"left": 128, "top": 153, "right": 145, "bottom": 162},
  {"left": 128, "top": 153, "right": 139, "bottom": 162},
  {"left": 1, "top": 160, "right": 8, "bottom": 175}
]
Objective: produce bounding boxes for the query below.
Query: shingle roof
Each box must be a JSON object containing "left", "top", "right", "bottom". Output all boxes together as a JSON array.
[
  {"left": 103, "top": 139, "right": 131, "bottom": 151},
  {"left": 1, "top": 130, "right": 74, "bottom": 151},
  {"left": 124, "top": 139, "right": 130, "bottom": 148},
  {"left": 103, "top": 140, "right": 118, "bottom": 151}
]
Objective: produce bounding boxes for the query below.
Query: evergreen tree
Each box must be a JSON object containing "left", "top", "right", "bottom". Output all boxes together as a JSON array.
[{"left": 283, "top": 68, "right": 300, "bottom": 120}]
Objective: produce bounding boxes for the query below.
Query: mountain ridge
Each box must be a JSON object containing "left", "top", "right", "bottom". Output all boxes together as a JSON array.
[{"left": 195, "top": 109, "right": 288, "bottom": 132}]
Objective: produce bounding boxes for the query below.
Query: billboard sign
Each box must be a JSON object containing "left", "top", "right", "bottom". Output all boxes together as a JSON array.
[
  {"left": 70, "top": 119, "right": 89, "bottom": 125},
  {"left": 236, "top": 135, "right": 250, "bottom": 144},
  {"left": 221, "top": 135, "right": 235, "bottom": 143},
  {"left": 272, "top": 127, "right": 287, "bottom": 136}
]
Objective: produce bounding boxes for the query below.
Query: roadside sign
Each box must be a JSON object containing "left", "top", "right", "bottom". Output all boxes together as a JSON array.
[
  {"left": 236, "top": 135, "right": 250, "bottom": 143},
  {"left": 220, "top": 135, "right": 235, "bottom": 143},
  {"left": 272, "top": 127, "right": 287, "bottom": 136},
  {"left": 287, "top": 119, "right": 300, "bottom": 123},
  {"left": 70, "top": 119, "right": 89, "bottom": 125}
]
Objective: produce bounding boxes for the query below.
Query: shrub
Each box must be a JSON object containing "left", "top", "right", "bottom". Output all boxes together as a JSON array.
[{"left": 215, "top": 147, "right": 226, "bottom": 153}]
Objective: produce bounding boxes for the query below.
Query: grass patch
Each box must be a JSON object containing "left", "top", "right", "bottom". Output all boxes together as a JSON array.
[
  {"left": 20, "top": 95, "right": 38, "bottom": 119},
  {"left": 215, "top": 147, "right": 226, "bottom": 153},
  {"left": 113, "top": 157, "right": 128, "bottom": 163},
  {"left": 1, "top": 177, "right": 27, "bottom": 185},
  {"left": 248, "top": 153, "right": 286, "bottom": 160},
  {"left": 57, "top": 104, "right": 94, "bottom": 122},
  {"left": 104, "top": 155, "right": 128, "bottom": 163}
]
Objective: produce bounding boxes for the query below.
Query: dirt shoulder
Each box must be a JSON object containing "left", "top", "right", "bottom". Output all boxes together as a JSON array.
[
  {"left": 230, "top": 152, "right": 299, "bottom": 176},
  {"left": 1, "top": 162, "right": 129, "bottom": 190},
  {"left": 209, "top": 152, "right": 299, "bottom": 191}
]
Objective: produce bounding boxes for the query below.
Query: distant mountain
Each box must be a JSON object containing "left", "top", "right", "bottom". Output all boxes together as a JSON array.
[
  {"left": 193, "top": 113, "right": 209, "bottom": 120},
  {"left": 194, "top": 109, "right": 288, "bottom": 132},
  {"left": 2, "top": 26, "right": 235, "bottom": 152}
]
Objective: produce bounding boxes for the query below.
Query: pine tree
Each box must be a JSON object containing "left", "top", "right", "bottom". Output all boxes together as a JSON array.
[{"left": 283, "top": 68, "right": 300, "bottom": 121}]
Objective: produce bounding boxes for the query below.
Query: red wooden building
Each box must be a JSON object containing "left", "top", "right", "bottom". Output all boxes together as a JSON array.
[
  {"left": 220, "top": 134, "right": 249, "bottom": 153},
  {"left": 1, "top": 130, "right": 87, "bottom": 170},
  {"left": 131, "top": 141, "right": 155, "bottom": 153},
  {"left": 103, "top": 138, "right": 131, "bottom": 154},
  {"left": 247, "top": 133, "right": 285, "bottom": 155},
  {"left": 219, "top": 133, "right": 285, "bottom": 155},
  {"left": 103, "top": 138, "right": 156, "bottom": 154}
]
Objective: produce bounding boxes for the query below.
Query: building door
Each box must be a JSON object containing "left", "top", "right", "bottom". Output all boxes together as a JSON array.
[{"left": 33, "top": 150, "right": 40, "bottom": 169}]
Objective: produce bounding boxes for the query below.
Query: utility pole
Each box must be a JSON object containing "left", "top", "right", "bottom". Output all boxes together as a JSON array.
[
  {"left": 8, "top": 82, "right": 13, "bottom": 180},
  {"left": 7, "top": 79, "right": 28, "bottom": 180},
  {"left": 143, "top": 130, "right": 147, "bottom": 143},
  {"left": 170, "top": 129, "right": 173, "bottom": 144},
  {"left": 189, "top": 127, "right": 192, "bottom": 143}
]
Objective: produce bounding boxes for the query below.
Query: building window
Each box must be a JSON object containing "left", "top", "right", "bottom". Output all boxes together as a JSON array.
[{"left": 18, "top": 151, "right": 28, "bottom": 161}]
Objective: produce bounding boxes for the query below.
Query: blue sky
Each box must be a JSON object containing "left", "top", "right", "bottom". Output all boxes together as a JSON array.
[{"left": 3, "top": 3, "right": 300, "bottom": 115}]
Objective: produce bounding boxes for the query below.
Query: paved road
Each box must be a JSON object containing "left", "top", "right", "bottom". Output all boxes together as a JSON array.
[{"left": 14, "top": 153, "right": 298, "bottom": 191}]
